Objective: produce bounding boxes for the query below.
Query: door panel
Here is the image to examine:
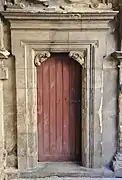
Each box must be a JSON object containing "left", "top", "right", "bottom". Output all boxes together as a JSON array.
[{"left": 37, "top": 53, "right": 81, "bottom": 161}]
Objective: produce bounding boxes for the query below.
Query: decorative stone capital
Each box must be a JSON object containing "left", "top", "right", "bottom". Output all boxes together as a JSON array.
[
  {"left": 0, "top": 48, "right": 10, "bottom": 80},
  {"left": 111, "top": 51, "right": 122, "bottom": 62},
  {"left": 111, "top": 51, "right": 122, "bottom": 88},
  {"left": 69, "top": 51, "right": 84, "bottom": 66},
  {"left": 34, "top": 51, "right": 51, "bottom": 66}
]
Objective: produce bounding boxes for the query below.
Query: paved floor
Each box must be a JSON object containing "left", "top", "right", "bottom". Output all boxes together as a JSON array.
[{"left": 19, "top": 162, "right": 115, "bottom": 178}]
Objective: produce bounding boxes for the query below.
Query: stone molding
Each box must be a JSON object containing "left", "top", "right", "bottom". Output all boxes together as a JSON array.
[
  {"left": 34, "top": 51, "right": 51, "bottom": 66},
  {"left": 2, "top": 11, "right": 118, "bottom": 21},
  {"left": 1, "top": 11, "right": 118, "bottom": 33},
  {"left": 69, "top": 51, "right": 84, "bottom": 66},
  {"left": 111, "top": 51, "right": 122, "bottom": 177},
  {"left": 11, "top": 39, "right": 96, "bottom": 170}
]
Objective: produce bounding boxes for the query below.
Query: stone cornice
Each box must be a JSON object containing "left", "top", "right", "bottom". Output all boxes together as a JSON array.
[
  {"left": 0, "top": 11, "right": 118, "bottom": 31},
  {"left": 1, "top": 11, "right": 118, "bottom": 21}
]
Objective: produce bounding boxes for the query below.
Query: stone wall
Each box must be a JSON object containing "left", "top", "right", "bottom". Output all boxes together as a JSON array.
[
  {"left": 102, "top": 21, "right": 117, "bottom": 165},
  {"left": 4, "top": 19, "right": 17, "bottom": 169},
  {"left": 0, "top": 18, "right": 17, "bottom": 180}
]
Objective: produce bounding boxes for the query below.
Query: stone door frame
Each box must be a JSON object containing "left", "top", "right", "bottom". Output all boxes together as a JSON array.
[
  {"left": 15, "top": 40, "right": 97, "bottom": 170},
  {"left": 1, "top": 10, "right": 117, "bottom": 171}
]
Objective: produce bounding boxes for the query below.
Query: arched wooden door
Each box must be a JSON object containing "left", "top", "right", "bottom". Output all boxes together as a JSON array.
[{"left": 37, "top": 53, "right": 81, "bottom": 162}]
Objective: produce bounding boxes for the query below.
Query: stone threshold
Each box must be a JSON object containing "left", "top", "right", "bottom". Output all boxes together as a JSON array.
[{"left": 5, "top": 162, "right": 120, "bottom": 179}]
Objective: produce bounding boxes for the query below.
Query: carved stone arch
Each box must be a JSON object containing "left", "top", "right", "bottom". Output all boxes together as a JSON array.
[
  {"left": 34, "top": 51, "right": 51, "bottom": 66},
  {"left": 69, "top": 51, "right": 85, "bottom": 66}
]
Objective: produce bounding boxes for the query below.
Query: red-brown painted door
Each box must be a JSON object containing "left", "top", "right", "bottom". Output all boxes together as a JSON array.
[{"left": 37, "top": 53, "right": 81, "bottom": 162}]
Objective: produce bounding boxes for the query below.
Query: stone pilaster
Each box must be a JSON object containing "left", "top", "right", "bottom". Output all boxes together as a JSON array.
[
  {"left": 0, "top": 18, "right": 10, "bottom": 180},
  {"left": 111, "top": 51, "right": 122, "bottom": 177}
]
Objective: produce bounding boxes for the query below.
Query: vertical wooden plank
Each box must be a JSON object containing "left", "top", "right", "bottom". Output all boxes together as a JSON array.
[
  {"left": 49, "top": 56, "right": 56, "bottom": 154},
  {"left": 69, "top": 58, "right": 76, "bottom": 160},
  {"left": 75, "top": 62, "right": 81, "bottom": 159},
  {"left": 62, "top": 55, "right": 70, "bottom": 157},
  {"left": 56, "top": 55, "right": 63, "bottom": 157},
  {"left": 43, "top": 60, "right": 50, "bottom": 155}
]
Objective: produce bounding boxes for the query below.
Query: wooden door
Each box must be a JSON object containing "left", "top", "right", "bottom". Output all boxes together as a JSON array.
[{"left": 37, "top": 53, "right": 81, "bottom": 162}]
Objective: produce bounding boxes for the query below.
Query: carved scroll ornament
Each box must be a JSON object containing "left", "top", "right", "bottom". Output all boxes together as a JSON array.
[
  {"left": 69, "top": 51, "right": 84, "bottom": 66},
  {"left": 34, "top": 51, "right": 51, "bottom": 66},
  {"left": 68, "top": 0, "right": 112, "bottom": 8}
]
